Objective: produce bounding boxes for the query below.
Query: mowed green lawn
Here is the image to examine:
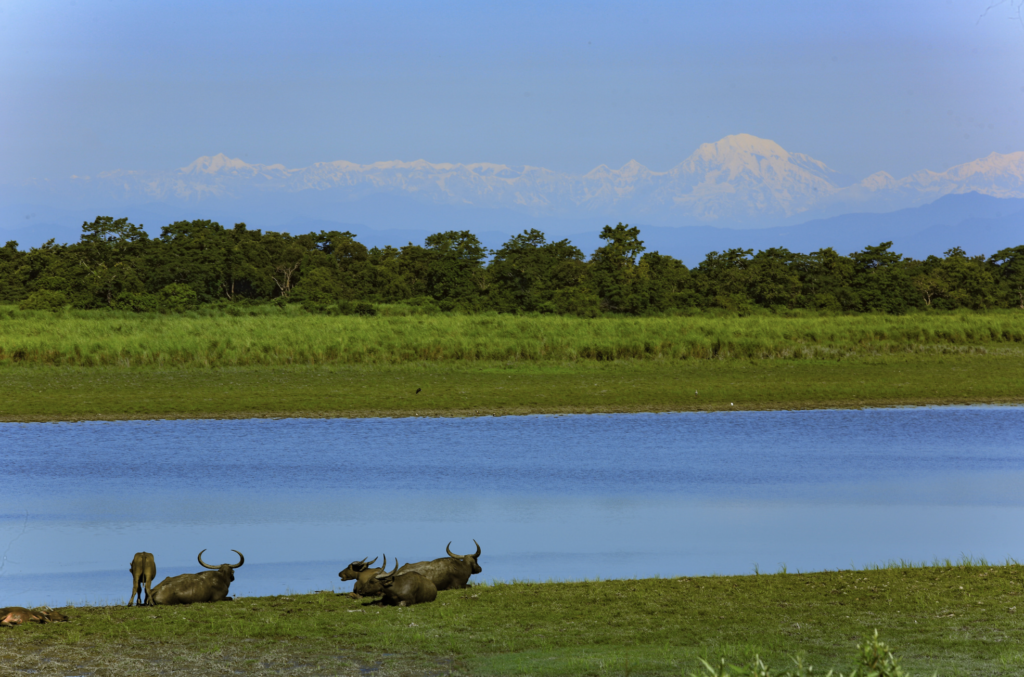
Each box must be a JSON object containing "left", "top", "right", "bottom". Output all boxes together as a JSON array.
[
  {"left": 2, "top": 563, "right": 1022, "bottom": 676},
  {"left": 1, "top": 353, "right": 1022, "bottom": 421}
]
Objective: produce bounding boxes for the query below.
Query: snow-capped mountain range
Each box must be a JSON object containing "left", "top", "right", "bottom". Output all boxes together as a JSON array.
[{"left": 72, "top": 134, "right": 1024, "bottom": 227}]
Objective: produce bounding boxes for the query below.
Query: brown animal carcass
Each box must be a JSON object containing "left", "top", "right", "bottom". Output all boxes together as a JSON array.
[
  {"left": 150, "top": 549, "right": 243, "bottom": 605},
  {"left": 339, "top": 554, "right": 388, "bottom": 598},
  {"left": 398, "top": 540, "right": 481, "bottom": 590},
  {"left": 128, "top": 551, "right": 157, "bottom": 607},
  {"left": 374, "top": 560, "right": 437, "bottom": 607},
  {"left": 0, "top": 607, "right": 69, "bottom": 626}
]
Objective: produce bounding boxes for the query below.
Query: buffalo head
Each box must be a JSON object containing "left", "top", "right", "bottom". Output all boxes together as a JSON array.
[
  {"left": 339, "top": 555, "right": 379, "bottom": 581},
  {"left": 446, "top": 539, "right": 482, "bottom": 574},
  {"left": 198, "top": 548, "right": 244, "bottom": 582},
  {"left": 340, "top": 554, "right": 389, "bottom": 597}
]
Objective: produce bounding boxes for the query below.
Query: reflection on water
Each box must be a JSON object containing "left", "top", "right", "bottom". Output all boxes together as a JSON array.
[{"left": 1, "top": 407, "right": 1022, "bottom": 606}]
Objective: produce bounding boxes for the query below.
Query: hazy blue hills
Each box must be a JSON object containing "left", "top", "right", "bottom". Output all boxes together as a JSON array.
[{"left": 634, "top": 193, "right": 1024, "bottom": 265}]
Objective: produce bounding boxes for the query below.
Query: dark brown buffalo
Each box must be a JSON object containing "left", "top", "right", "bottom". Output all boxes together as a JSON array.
[
  {"left": 374, "top": 560, "right": 437, "bottom": 607},
  {"left": 339, "top": 554, "right": 388, "bottom": 598},
  {"left": 398, "top": 540, "right": 481, "bottom": 590},
  {"left": 150, "top": 549, "right": 244, "bottom": 605},
  {"left": 128, "top": 551, "right": 157, "bottom": 607},
  {"left": 0, "top": 607, "right": 69, "bottom": 626}
]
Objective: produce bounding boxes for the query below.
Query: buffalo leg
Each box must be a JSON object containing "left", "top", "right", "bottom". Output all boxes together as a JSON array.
[
  {"left": 129, "top": 574, "right": 141, "bottom": 607},
  {"left": 143, "top": 575, "right": 154, "bottom": 606}
]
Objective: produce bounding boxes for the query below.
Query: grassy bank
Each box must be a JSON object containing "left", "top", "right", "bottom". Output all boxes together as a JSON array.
[
  {"left": 2, "top": 562, "right": 1022, "bottom": 676},
  {"left": 2, "top": 308, "right": 1023, "bottom": 367},
  {"left": 2, "top": 309, "right": 1021, "bottom": 420},
  {"left": 1, "top": 353, "right": 1022, "bottom": 421}
]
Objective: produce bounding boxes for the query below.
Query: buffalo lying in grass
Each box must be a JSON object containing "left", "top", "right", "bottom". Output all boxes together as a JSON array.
[
  {"left": 150, "top": 549, "right": 244, "bottom": 605},
  {"left": 128, "top": 551, "right": 157, "bottom": 607},
  {"left": 399, "top": 540, "right": 481, "bottom": 590},
  {"left": 374, "top": 560, "right": 437, "bottom": 607},
  {"left": 339, "top": 554, "right": 388, "bottom": 598},
  {"left": 1, "top": 608, "right": 69, "bottom": 626}
]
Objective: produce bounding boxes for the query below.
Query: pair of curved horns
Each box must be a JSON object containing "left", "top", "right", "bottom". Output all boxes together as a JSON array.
[
  {"left": 357, "top": 555, "right": 379, "bottom": 567},
  {"left": 446, "top": 539, "right": 482, "bottom": 559},
  {"left": 198, "top": 549, "right": 244, "bottom": 570},
  {"left": 374, "top": 558, "right": 399, "bottom": 579}
]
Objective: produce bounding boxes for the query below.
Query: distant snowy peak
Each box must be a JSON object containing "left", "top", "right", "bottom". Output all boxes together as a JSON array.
[
  {"left": 900, "top": 151, "right": 1024, "bottom": 198},
  {"left": 676, "top": 134, "right": 835, "bottom": 178},
  {"left": 83, "top": 135, "right": 1024, "bottom": 225},
  {"left": 181, "top": 153, "right": 258, "bottom": 174}
]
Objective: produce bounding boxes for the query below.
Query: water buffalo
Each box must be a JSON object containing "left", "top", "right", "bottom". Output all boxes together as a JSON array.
[
  {"left": 339, "top": 554, "right": 388, "bottom": 598},
  {"left": 150, "top": 549, "right": 244, "bottom": 605},
  {"left": 374, "top": 560, "right": 437, "bottom": 606},
  {"left": 398, "top": 540, "right": 481, "bottom": 590},
  {"left": 0, "top": 607, "right": 69, "bottom": 626},
  {"left": 128, "top": 551, "right": 157, "bottom": 607}
]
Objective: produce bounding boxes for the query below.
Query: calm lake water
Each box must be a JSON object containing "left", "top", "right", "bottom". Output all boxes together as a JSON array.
[{"left": 1, "top": 406, "right": 1022, "bottom": 607}]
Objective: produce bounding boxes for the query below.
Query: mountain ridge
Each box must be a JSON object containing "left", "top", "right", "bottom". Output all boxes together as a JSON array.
[{"left": 68, "top": 134, "right": 1024, "bottom": 228}]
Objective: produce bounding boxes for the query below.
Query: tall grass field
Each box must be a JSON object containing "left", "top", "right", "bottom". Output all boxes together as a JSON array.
[{"left": 1, "top": 307, "right": 1022, "bottom": 368}]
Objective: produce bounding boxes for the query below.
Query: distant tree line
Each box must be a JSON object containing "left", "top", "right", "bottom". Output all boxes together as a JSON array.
[{"left": 1, "top": 217, "right": 1022, "bottom": 315}]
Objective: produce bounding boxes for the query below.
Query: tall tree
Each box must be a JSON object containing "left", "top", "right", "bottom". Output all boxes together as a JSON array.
[
  {"left": 849, "top": 242, "right": 915, "bottom": 314},
  {"left": 635, "top": 251, "right": 692, "bottom": 312},
  {"left": 420, "top": 230, "right": 488, "bottom": 308},
  {"left": 489, "top": 229, "right": 589, "bottom": 313},
  {"left": 989, "top": 245, "right": 1024, "bottom": 309},
  {"left": 693, "top": 248, "right": 753, "bottom": 309},
  {"left": 747, "top": 248, "right": 802, "bottom": 309},
  {"left": 590, "top": 223, "right": 646, "bottom": 313},
  {"left": 150, "top": 220, "right": 233, "bottom": 301},
  {"left": 74, "top": 216, "right": 151, "bottom": 307},
  {"left": 797, "top": 247, "right": 856, "bottom": 311},
  {"left": 0, "top": 240, "right": 28, "bottom": 303}
]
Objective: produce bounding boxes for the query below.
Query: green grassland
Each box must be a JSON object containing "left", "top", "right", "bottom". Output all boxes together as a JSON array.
[
  {"left": 2, "top": 562, "right": 1023, "bottom": 676},
  {"left": 2, "top": 307, "right": 1023, "bottom": 367},
  {"left": 0, "top": 308, "right": 1023, "bottom": 420},
  {"left": 1, "top": 353, "right": 1023, "bottom": 422}
]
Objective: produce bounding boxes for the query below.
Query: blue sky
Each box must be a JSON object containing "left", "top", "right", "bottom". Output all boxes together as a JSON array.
[{"left": 1, "top": 0, "right": 1022, "bottom": 184}]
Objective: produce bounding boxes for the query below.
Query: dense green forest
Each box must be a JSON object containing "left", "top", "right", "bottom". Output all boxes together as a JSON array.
[{"left": 2, "top": 216, "right": 1022, "bottom": 315}]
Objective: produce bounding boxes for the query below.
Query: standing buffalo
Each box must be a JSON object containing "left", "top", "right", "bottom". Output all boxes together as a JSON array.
[
  {"left": 339, "top": 554, "right": 388, "bottom": 598},
  {"left": 128, "top": 551, "right": 157, "bottom": 607},
  {"left": 398, "top": 540, "right": 481, "bottom": 590},
  {"left": 1, "top": 608, "right": 69, "bottom": 626},
  {"left": 150, "top": 549, "right": 244, "bottom": 605},
  {"left": 374, "top": 560, "right": 437, "bottom": 606}
]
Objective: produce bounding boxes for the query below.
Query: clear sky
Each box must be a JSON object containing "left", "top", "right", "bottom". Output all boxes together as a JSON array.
[{"left": 1, "top": 0, "right": 1022, "bottom": 185}]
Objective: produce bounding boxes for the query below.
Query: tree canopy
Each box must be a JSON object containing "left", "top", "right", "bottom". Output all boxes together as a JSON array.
[{"left": 3, "top": 217, "right": 1022, "bottom": 314}]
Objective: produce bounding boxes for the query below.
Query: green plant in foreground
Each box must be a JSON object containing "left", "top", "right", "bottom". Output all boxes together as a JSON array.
[{"left": 694, "top": 631, "right": 923, "bottom": 677}]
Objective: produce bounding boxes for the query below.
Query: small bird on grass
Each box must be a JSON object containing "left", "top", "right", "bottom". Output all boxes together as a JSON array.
[{"left": 415, "top": 388, "right": 422, "bottom": 394}]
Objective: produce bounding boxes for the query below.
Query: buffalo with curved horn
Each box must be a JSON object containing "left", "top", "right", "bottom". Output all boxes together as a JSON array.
[
  {"left": 339, "top": 554, "right": 389, "bottom": 598},
  {"left": 150, "top": 549, "right": 244, "bottom": 605},
  {"left": 398, "top": 540, "right": 481, "bottom": 590},
  {"left": 374, "top": 560, "right": 437, "bottom": 606}
]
